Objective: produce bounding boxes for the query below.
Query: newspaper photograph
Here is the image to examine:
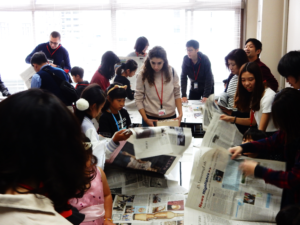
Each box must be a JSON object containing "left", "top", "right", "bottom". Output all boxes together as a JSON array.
[
  {"left": 127, "top": 126, "right": 192, "bottom": 159},
  {"left": 112, "top": 194, "right": 185, "bottom": 225},
  {"left": 201, "top": 113, "right": 243, "bottom": 149},
  {"left": 203, "top": 94, "right": 223, "bottom": 130},
  {"left": 186, "top": 147, "right": 285, "bottom": 223}
]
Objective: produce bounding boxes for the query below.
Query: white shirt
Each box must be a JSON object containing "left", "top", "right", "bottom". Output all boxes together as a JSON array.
[
  {"left": 82, "top": 117, "right": 119, "bottom": 169},
  {"left": 254, "top": 88, "right": 278, "bottom": 132}
]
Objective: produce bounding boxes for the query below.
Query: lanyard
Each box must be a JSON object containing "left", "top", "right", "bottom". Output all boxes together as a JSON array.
[
  {"left": 250, "top": 110, "right": 255, "bottom": 127},
  {"left": 109, "top": 109, "right": 124, "bottom": 130},
  {"left": 154, "top": 72, "right": 163, "bottom": 109},
  {"left": 192, "top": 57, "right": 201, "bottom": 81},
  {"left": 46, "top": 44, "right": 61, "bottom": 57}
]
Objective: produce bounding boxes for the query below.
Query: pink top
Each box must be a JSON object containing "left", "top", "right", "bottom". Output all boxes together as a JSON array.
[{"left": 70, "top": 167, "right": 105, "bottom": 225}]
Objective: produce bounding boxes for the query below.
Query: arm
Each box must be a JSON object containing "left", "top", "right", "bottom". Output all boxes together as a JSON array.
[
  {"left": 175, "top": 98, "right": 183, "bottom": 124},
  {"left": 138, "top": 108, "right": 157, "bottom": 127},
  {"left": 220, "top": 114, "right": 256, "bottom": 126},
  {"left": 173, "top": 68, "right": 183, "bottom": 123},
  {"left": 63, "top": 48, "right": 71, "bottom": 71},
  {"left": 180, "top": 58, "right": 188, "bottom": 99},
  {"left": 25, "top": 45, "right": 41, "bottom": 64},
  {"left": 99, "top": 167, "right": 114, "bottom": 225},
  {"left": 202, "top": 56, "right": 214, "bottom": 98},
  {"left": 258, "top": 113, "right": 271, "bottom": 131},
  {"left": 31, "top": 74, "right": 41, "bottom": 88}
]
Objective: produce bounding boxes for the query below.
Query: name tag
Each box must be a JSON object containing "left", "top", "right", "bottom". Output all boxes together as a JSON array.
[
  {"left": 194, "top": 83, "right": 198, "bottom": 89},
  {"left": 158, "top": 109, "right": 166, "bottom": 116}
]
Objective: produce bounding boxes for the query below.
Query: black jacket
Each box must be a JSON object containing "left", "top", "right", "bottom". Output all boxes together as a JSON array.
[
  {"left": 181, "top": 52, "right": 214, "bottom": 98},
  {"left": 75, "top": 81, "right": 89, "bottom": 98}
]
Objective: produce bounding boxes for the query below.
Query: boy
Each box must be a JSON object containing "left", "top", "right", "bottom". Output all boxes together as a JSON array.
[{"left": 71, "top": 66, "right": 89, "bottom": 97}]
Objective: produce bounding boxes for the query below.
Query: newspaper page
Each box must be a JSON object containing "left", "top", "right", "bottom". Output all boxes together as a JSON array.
[
  {"left": 201, "top": 113, "right": 243, "bottom": 149},
  {"left": 106, "top": 140, "right": 182, "bottom": 175},
  {"left": 112, "top": 194, "right": 185, "bottom": 225},
  {"left": 203, "top": 94, "right": 223, "bottom": 130},
  {"left": 186, "top": 147, "right": 285, "bottom": 222},
  {"left": 127, "top": 126, "right": 192, "bottom": 159},
  {"left": 20, "top": 66, "right": 36, "bottom": 89}
]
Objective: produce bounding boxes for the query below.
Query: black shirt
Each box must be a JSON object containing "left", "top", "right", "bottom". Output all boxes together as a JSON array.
[
  {"left": 114, "top": 75, "right": 134, "bottom": 100},
  {"left": 75, "top": 81, "right": 89, "bottom": 97},
  {"left": 98, "top": 108, "right": 132, "bottom": 138}
]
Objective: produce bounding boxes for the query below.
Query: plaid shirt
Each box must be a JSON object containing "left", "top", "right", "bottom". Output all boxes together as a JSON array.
[{"left": 241, "top": 131, "right": 300, "bottom": 208}]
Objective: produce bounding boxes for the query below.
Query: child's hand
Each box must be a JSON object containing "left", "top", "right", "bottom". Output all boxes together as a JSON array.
[
  {"left": 239, "top": 160, "right": 258, "bottom": 176},
  {"left": 112, "top": 129, "right": 132, "bottom": 143},
  {"left": 228, "top": 146, "right": 243, "bottom": 159},
  {"left": 104, "top": 220, "right": 115, "bottom": 225}
]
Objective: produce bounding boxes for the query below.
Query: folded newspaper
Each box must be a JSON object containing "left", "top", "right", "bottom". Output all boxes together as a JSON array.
[
  {"left": 186, "top": 146, "right": 285, "bottom": 223},
  {"left": 20, "top": 66, "right": 36, "bottom": 89},
  {"left": 203, "top": 94, "right": 223, "bottom": 130},
  {"left": 112, "top": 194, "right": 185, "bottom": 225}
]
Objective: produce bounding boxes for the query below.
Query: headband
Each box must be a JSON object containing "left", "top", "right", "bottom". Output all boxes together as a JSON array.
[
  {"left": 83, "top": 142, "right": 92, "bottom": 150},
  {"left": 107, "top": 85, "right": 127, "bottom": 95}
]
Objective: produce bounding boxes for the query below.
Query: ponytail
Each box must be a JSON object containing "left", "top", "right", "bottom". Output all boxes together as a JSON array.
[{"left": 116, "top": 59, "right": 138, "bottom": 77}]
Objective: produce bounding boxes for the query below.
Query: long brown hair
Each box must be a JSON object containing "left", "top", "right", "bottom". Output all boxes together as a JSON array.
[
  {"left": 142, "top": 46, "right": 171, "bottom": 86},
  {"left": 234, "top": 62, "right": 265, "bottom": 112}
]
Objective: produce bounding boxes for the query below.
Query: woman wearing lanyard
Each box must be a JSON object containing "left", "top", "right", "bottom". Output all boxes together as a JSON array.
[
  {"left": 135, "top": 46, "right": 183, "bottom": 127},
  {"left": 99, "top": 83, "right": 132, "bottom": 138}
]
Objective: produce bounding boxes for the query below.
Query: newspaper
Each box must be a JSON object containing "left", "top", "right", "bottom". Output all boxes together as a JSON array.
[
  {"left": 20, "top": 66, "right": 36, "bottom": 89},
  {"left": 203, "top": 94, "right": 223, "bottom": 130},
  {"left": 186, "top": 146, "right": 285, "bottom": 223},
  {"left": 201, "top": 113, "right": 243, "bottom": 149},
  {"left": 112, "top": 194, "right": 185, "bottom": 225}
]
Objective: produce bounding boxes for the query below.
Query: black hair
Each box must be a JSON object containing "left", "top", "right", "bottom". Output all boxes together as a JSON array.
[
  {"left": 225, "top": 48, "right": 249, "bottom": 70},
  {"left": 102, "top": 82, "right": 127, "bottom": 112},
  {"left": 223, "top": 79, "right": 228, "bottom": 84},
  {"left": 75, "top": 84, "right": 106, "bottom": 124},
  {"left": 142, "top": 46, "right": 171, "bottom": 86},
  {"left": 235, "top": 62, "right": 265, "bottom": 112},
  {"left": 272, "top": 88, "right": 300, "bottom": 143},
  {"left": 98, "top": 51, "right": 120, "bottom": 80},
  {"left": 186, "top": 40, "right": 199, "bottom": 50},
  {"left": 278, "top": 51, "right": 300, "bottom": 82},
  {"left": 134, "top": 37, "right": 149, "bottom": 55},
  {"left": 116, "top": 59, "right": 138, "bottom": 76},
  {"left": 50, "top": 31, "right": 61, "bottom": 39},
  {"left": 276, "top": 205, "right": 300, "bottom": 225},
  {"left": 243, "top": 127, "right": 267, "bottom": 141},
  {"left": 30, "top": 51, "right": 48, "bottom": 66},
  {"left": 245, "top": 38, "right": 262, "bottom": 57},
  {"left": 71, "top": 66, "right": 84, "bottom": 79},
  {"left": 0, "top": 89, "right": 94, "bottom": 213}
]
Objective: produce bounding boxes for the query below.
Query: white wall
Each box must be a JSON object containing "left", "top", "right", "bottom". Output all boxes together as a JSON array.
[{"left": 287, "top": 0, "right": 300, "bottom": 51}]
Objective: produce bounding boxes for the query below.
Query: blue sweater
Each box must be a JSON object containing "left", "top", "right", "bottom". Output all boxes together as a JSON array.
[{"left": 25, "top": 42, "right": 71, "bottom": 71}]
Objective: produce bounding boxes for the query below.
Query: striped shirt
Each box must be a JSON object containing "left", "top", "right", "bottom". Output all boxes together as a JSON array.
[{"left": 226, "top": 75, "right": 238, "bottom": 109}]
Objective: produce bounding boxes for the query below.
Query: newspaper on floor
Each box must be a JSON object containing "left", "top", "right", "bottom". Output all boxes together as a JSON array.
[
  {"left": 186, "top": 146, "right": 285, "bottom": 223},
  {"left": 112, "top": 194, "right": 185, "bottom": 225},
  {"left": 201, "top": 112, "right": 243, "bottom": 149},
  {"left": 20, "top": 66, "right": 36, "bottom": 89},
  {"left": 203, "top": 94, "right": 223, "bottom": 130}
]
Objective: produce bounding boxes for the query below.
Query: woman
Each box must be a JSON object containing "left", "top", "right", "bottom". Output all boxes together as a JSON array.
[
  {"left": 135, "top": 46, "right": 183, "bottom": 127},
  {"left": 229, "top": 88, "right": 300, "bottom": 209},
  {"left": 91, "top": 51, "right": 120, "bottom": 91},
  {"left": 0, "top": 89, "right": 93, "bottom": 224},
  {"left": 220, "top": 62, "right": 277, "bottom": 135},
  {"left": 128, "top": 37, "right": 149, "bottom": 57}
]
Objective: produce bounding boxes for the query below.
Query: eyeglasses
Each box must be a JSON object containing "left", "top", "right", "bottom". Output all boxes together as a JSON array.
[{"left": 50, "top": 41, "right": 59, "bottom": 46}]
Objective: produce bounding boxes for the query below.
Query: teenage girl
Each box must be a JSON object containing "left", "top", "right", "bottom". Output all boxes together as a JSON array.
[
  {"left": 114, "top": 59, "right": 138, "bottom": 100},
  {"left": 75, "top": 83, "right": 131, "bottom": 169},
  {"left": 98, "top": 83, "right": 132, "bottom": 138}
]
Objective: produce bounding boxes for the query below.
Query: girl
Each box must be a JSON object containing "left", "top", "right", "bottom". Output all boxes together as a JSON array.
[
  {"left": 135, "top": 46, "right": 183, "bottom": 127},
  {"left": 70, "top": 138, "right": 114, "bottom": 225},
  {"left": 91, "top": 51, "right": 120, "bottom": 91},
  {"left": 75, "top": 83, "right": 131, "bottom": 169},
  {"left": 114, "top": 59, "right": 138, "bottom": 100},
  {"left": 0, "top": 89, "right": 93, "bottom": 224},
  {"left": 229, "top": 88, "right": 300, "bottom": 209},
  {"left": 220, "top": 62, "right": 277, "bottom": 135},
  {"left": 128, "top": 36, "right": 149, "bottom": 57},
  {"left": 98, "top": 83, "right": 132, "bottom": 138}
]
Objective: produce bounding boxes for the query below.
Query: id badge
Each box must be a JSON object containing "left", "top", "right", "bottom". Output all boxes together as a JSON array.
[
  {"left": 194, "top": 83, "right": 198, "bottom": 89},
  {"left": 158, "top": 109, "right": 166, "bottom": 116}
]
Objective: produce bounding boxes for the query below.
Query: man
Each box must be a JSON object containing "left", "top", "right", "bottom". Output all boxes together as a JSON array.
[
  {"left": 26, "top": 31, "right": 71, "bottom": 72},
  {"left": 244, "top": 38, "right": 278, "bottom": 92},
  {"left": 31, "top": 51, "right": 71, "bottom": 105},
  {"left": 0, "top": 74, "right": 11, "bottom": 96},
  {"left": 71, "top": 66, "right": 89, "bottom": 97},
  {"left": 278, "top": 51, "right": 300, "bottom": 90},
  {"left": 181, "top": 40, "right": 214, "bottom": 103}
]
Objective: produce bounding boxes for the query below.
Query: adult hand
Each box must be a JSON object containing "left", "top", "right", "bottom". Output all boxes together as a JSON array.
[
  {"left": 201, "top": 97, "right": 207, "bottom": 103},
  {"left": 220, "top": 114, "right": 234, "bottom": 123},
  {"left": 112, "top": 129, "right": 132, "bottom": 143},
  {"left": 181, "top": 97, "right": 188, "bottom": 103},
  {"left": 175, "top": 114, "right": 183, "bottom": 126},
  {"left": 219, "top": 106, "right": 233, "bottom": 116},
  {"left": 145, "top": 118, "right": 157, "bottom": 127},
  {"left": 228, "top": 146, "right": 243, "bottom": 159},
  {"left": 49, "top": 63, "right": 57, "bottom": 67},
  {"left": 239, "top": 160, "right": 258, "bottom": 176}
]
